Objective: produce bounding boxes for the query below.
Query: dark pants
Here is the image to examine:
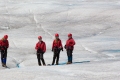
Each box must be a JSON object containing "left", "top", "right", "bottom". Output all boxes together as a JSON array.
[
  {"left": 37, "top": 53, "right": 46, "bottom": 66},
  {"left": 52, "top": 48, "right": 60, "bottom": 65},
  {"left": 1, "top": 49, "right": 7, "bottom": 65},
  {"left": 67, "top": 49, "right": 73, "bottom": 63}
]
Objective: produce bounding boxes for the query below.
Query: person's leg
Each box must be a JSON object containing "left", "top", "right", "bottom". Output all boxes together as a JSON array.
[
  {"left": 1, "top": 50, "right": 7, "bottom": 67},
  {"left": 69, "top": 50, "right": 73, "bottom": 63},
  {"left": 41, "top": 59, "right": 46, "bottom": 66},
  {"left": 56, "top": 50, "right": 60, "bottom": 65},
  {"left": 3, "top": 49, "right": 7, "bottom": 66},
  {"left": 52, "top": 56, "right": 56, "bottom": 65},
  {"left": 52, "top": 50, "right": 57, "bottom": 65},
  {"left": 3, "top": 58, "right": 6, "bottom": 66},
  {"left": 67, "top": 49, "right": 71, "bottom": 63},
  {"left": 1, "top": 50, "right": 4, "bottom": 66},
  {"left": 70, "top": 56, "right": 72, "bottom": 63},
  {"left": 67, "top": 49, "right": 73, "bottom": 64},
  {"left": 40, "top": 53, "right": 46, "bottom": 66},
  {"left": 38, "top": 59, "right": 41, "bottom": 66},
  {"left": 37, "top": 54, "right": 41, "bottom": 66}
]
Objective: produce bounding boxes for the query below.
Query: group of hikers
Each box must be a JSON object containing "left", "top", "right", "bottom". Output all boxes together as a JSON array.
[{"left": 0, "top": 33, "right": 75, "bottom": 67}]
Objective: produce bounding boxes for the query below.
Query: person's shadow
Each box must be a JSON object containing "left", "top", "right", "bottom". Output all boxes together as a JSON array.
[{"left": 59, "top": 61, "right": 90, "bottom": 65}]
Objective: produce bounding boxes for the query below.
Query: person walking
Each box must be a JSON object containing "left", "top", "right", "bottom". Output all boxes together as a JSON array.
[
  {"left": 64, "top": 33, "right": 75, "bottom": 64},
  {"left": 52, "top": 33, "right": 63, "bottom": 65},
  {"left": 35, "top": 36, "right": 46, "bottom": 66},
  {"left": 0, "top": 35, "right": 9, "bottom": 67}
]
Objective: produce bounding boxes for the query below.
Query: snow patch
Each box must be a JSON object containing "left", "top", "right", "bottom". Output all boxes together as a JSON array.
[{"left": 0, "top": 27, "right": 10, "bottom": 30}]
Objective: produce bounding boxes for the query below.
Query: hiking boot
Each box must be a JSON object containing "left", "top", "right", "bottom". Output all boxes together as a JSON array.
[
  {"left": 43, "top": 64, "right": 46, "bottom": 66},
  {"left": 67, "top": 62, "right": 72, "bottom": 64},
  {"left": 2, "top": 64, "right": 7, "bottom": 67},
  {"left": 56, "top": 63, "right": 59, "bottom": 65},
  {"left": 39, "top": 64, "right": 42, "bottom": 66},
  {"left": 2, "top": 63, "right": 4, "bottom": 67},
  {"left": 52, "top": 63, "right": 54, "bottom": 65}
]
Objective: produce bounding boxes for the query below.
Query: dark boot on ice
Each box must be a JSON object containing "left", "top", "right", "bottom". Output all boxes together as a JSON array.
[
  {"left": 43, "top": 64, "right": 46, "bottom": 66},
  {"left": 2, "top": 63, "right": 4, "bottom": 67},
  {"left": 2, "top": 63, "right": 7, "bottom": 67},
  {"left": 39, "top": 64, "right": 42, "bottom": 66},
  {"left": 56, "top": 62, "right": 59, "bottom": 65},
  {"left": 67, "top": 62, "right": 72, "bottom": 64}
]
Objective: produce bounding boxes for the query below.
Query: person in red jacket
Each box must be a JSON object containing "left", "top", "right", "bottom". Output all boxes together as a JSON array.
[
  {"left": 52, "top": 33, "right": 63, "bottom": 65},
  {"left": 35, "top": 36, "right": 46, "bottom": 66},
  {"left": 64, "top": 33, "right": 75, "bottom": 64},
  {"left": 0, "top": 35, "right": 9, "bottom": 67}
]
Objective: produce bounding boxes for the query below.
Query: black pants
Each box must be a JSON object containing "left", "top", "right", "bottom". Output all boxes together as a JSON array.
[
  {"left": 52, "top": 48, "right": 60, "bottom": 65},
  {"left": 67, "top": 49, "right": 73, "bottom": 63},
  {"left": 37, "top": 53, "right": 46, "bottom": 66},
  {"left": 1, "top": 49, "right": 7, "bottom": 65}
]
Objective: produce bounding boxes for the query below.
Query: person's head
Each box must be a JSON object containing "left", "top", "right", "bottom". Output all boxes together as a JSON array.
[
  {"left": 38, "top": 36, "right": 42, "bottom": 42},
  {"left": 55, "top": 33, "right": 59, "bottom": 39},
  {"left": 68, "top": 33, "right": 72, "bottom": 39},
  {"left": 3, "top": 35, "right": 8, "bottom": 41}
]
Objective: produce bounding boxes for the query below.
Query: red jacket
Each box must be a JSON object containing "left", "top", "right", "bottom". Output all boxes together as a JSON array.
[
  {"left": 65, "top": 38, "right": 75, "bottom": 50},
  {"left": 35, "top": 41, "right": 46, "bottom": 53},
  {"left": 52, "top": 39, "right": 63, "bottom": 49},
  {"left": 0, "top": 39, "right": 9, "bottom": 50}
]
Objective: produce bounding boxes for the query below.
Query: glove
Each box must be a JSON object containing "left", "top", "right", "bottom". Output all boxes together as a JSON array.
[
  {"left": 52, "top": 49, "right": 53, "bottom": 52},
  {"left": 62, "top": 48, "right": 63, "bottom": 51},
  {"left": 37, "top": 48, "right": 41, "bottom": 53},
  {"left": 64, "top": 45, "right": 66, "bottom": 49},
  {"left": 61, "top": 47, "right": 63, "bottom": 51},
  {"left": 58, "top": 47, "right": 63, "bottom": 51},
  {"left": 42, "top": 52, "right": 45, "bottom": 54}
]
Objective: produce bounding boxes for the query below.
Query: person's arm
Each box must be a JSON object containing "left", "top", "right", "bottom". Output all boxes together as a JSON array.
[
  {"left": 52, "top": 40, "right": 54, "bottom": 51},
  {"left": 35, "top": 43, "right": 38, "bottom": 50},
  {"left": 60, "top": 40, "right": 63, "bottom": 51},
  {"left": 64, "top": 40, "right": 67, "bottom": 49},
  {"left": 7, "top": 40, "right": 9, "bottom": 48},
  {"left": 0, "top": 40, "right": 2, "bottom": 49},
  {"left": 43, "top": 42, "right": 46, "bottom": 53}
]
